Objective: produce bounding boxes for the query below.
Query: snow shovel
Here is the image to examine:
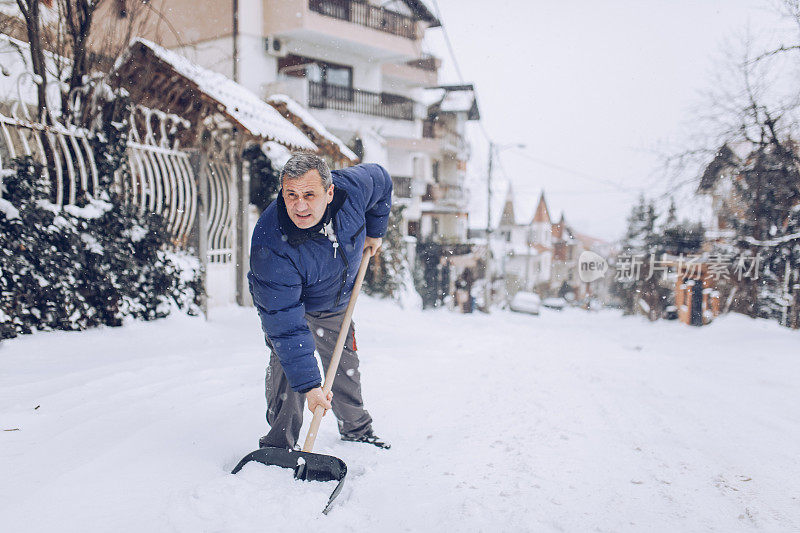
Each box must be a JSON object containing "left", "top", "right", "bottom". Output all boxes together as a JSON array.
[{"left": 232, "top": 251, "right": 373, "bottom": 515}]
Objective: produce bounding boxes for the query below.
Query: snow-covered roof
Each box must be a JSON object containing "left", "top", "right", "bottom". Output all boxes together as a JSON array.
[
  {"left": 261, "top": 141, "right": 291, "bottom": 170},
  {"left": 494, "top": 186, "right": 542, "bottom": 229},
  {"left": 727, "top": 140, "right": 754, "bottom": 161},
  {"left": 532, "top": 192, "right": 551, "bottom": 224},
  {"left": 266, "top": 94, "right": 357, "bottom": 162},
  {"left": 440, "top": 91, "right": 475, "bottom": 114},
  {"left": 401, "top": 0, "right": 441, "bottom": 26},
  {"left": 424, "top": 84, "right": 480, "bottom": 120},
  {"left": 420, "top": 88, "right": 445, "bottom": 107},
  {"left": 115, "top": 39, "right": 316, "bottom": 150}
]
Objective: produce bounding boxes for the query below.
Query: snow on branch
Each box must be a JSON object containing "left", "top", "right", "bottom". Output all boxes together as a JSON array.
[{"left": 743, "top": 232, "right": 800, "bottom": 247}]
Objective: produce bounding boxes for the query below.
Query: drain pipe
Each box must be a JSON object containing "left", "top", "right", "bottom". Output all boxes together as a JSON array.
[{"left": 232, "top": 0, "right": 239, "bottom": 82}]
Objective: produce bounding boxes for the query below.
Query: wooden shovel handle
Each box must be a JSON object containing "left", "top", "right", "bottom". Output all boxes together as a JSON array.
[{"left": 302, "top": 251, "right": 372, "bottom": 453}]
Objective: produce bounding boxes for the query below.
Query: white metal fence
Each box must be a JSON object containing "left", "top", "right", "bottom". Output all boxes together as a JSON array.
[
  {"left": 0, "top": 103, "right": 99, "bottom": 207},
  {"left": 0, "top": 101, "right": 240, "bottom": 306},
  {"left": 124, "top": 106, "right": 198, "bottom": 245}
]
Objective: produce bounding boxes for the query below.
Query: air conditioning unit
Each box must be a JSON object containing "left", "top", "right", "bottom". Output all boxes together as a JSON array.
[{"left": 264, "top": 36, "right": 287, "bottom": 57}]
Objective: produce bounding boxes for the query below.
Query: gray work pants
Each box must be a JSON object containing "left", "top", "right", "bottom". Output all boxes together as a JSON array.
[{"left": 262, "top": 309, "right": 373, "bottom": 449}]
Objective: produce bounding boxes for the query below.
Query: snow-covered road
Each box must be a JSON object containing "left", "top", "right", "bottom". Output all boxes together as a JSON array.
[{"left": 1, "top": 299, "right": 798, "bottom": 532}]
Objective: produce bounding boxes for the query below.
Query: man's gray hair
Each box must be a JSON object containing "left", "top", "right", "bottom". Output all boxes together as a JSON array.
[{"left": 280, "top": 153, "right": 332, "bottom": 189}]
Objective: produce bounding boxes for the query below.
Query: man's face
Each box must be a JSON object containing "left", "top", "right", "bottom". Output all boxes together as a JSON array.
[{"left": 282, "top": 169, "right": 334, "bottom": 229}]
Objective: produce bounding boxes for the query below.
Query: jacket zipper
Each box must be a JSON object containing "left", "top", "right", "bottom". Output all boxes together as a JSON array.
[
  {"left": 333, "top": 218, "right": 349, "bottom": 307},
  {"left": 353, "top": 223, "right": 365, "bottom": 241}
]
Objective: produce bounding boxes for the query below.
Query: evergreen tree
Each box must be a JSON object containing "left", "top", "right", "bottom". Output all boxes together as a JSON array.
[
  {"left": 612, "top": 196, "right": 658, "bottom": 316},
  {"left": 244, "top": 144, "right": 280, "bottom": 213},
  {"left": 364, "top": 204, "right": 409, "bottom": 299},
  {"left": 610, "top": 196, "right": 701, "bottom": 319}
]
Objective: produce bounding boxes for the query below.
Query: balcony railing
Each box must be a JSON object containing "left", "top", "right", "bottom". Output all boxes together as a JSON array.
[
  {"left": 404, "top": 53, "right": 439, "bottom": 72},
  {"left": 309, "top": 0, "right": 418, "bottom": 40},
  {"left": 422, "top": 183, "right": 468, "bottom": 205},
  {"left": 438, "top": 184, "right": 468, "bottom": 204},
  {"left": 392, "top": 176, "right": 413, "bottom": 198},
  {"left": 422, "top": 120, "right": 467, "bottom": 154},
  {"left": 308, "top": 81, "right": 415, "bottom": 121}
]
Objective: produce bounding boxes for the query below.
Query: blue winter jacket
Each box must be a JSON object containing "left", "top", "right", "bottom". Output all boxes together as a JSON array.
[{"left": 248, "top": 164, "right": 393, "bottom": 393}]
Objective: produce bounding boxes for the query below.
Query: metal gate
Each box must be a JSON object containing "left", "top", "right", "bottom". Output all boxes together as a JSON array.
[{"left": 196, "top": 131, "right": 240, "bottom": 307}]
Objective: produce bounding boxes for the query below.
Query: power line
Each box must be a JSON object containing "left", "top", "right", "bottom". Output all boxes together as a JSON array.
[
  {"left": 512, "top": 151, "right": 641, "bottom": 193},
  {"left": 431, "top": 0, "right": 641, "bottom": 202},
  {"left": 430, "top": 0, "right": 466, "bottom": 84},
  {"left": 431, "top": 0, "right": 508, "bottom": 172}
]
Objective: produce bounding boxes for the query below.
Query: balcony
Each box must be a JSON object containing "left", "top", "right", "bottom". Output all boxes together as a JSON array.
[
  {"left": 264, "top": 0, "right": 425, "bottom": 60},
  {"left": 382, "top": 53, "right": 440, "bottom": 86},
  {"left": 308, "top": 81, "right": 415, "bottom": 121},
  {"left": 309, "top": 0, "right": 418, "bottom": 40},
  {"left": 404, "top": 53, "right": 440, "bottom": 72},
  {"left": 423, "top": 120, "right": 468, "bottom": 155},
  {"left": 422, "top": 183, "right": 468, "bottom": 206},
  {"left": 392, "top": 176, "right": 414, "bottom": 199}
]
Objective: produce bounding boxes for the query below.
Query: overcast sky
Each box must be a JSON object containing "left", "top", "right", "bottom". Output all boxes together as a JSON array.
[{"left": 423, "top": 0, "right": 790, "bottom": 240}]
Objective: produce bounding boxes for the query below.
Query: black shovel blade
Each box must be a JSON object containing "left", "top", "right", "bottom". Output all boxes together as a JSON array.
[{"left": 231, "top": 447, "right": 347, "bottom": 514}]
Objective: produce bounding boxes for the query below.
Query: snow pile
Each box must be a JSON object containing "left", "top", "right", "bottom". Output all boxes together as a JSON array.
[
  {"left": 1, "top": 299, "right": 799, "bottom": 531},
  {"left": 63, "top": 196, "right": 114, "bottom": 219},
  {"left": 121, "top": 39, "right": 317, "bottom": 151},
  {"left": 261, "top": 141, "right": 292, "bottom": 170},
  {"left": 440, "top": 90, "right": 476, "bottom": 114},
  {"left": 266, "top": 94, "right": 358, "bottom": 161},
  {"left": 0, "top": 197, "right": 19, "bottom": 219}
]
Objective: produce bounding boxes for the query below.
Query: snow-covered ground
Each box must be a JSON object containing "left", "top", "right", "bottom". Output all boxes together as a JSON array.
[{"left": 1, "top": 299, "right": 799, "bottom": 532}]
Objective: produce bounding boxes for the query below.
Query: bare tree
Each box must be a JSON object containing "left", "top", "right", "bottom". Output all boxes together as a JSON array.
[
  {"left": 61, "top": 0, "right": 104, "bottom": 97},
  {"left": 15, "top": 0, "right": 50, "bottom": 118},
  {"left": 10, "top": 0, "right": 184, "bottom": 123}
]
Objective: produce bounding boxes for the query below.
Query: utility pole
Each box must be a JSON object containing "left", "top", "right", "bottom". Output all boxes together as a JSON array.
[
  {"left": 487, "top": 142, "right": 494, "bottom": 236},
  {"left": 484, "top": 142, "right": 494, "bottom": 312},
  {"left": 483, "top": 141, "right": 525, "bottom": 311}
]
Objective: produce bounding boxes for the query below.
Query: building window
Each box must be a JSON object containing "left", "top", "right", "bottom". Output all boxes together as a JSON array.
[
  {"left": 432, "top": 160, "right": 440, "bottom": 183},
  {"left": 278, "top": 55, "right": 353, "bottom": 91},
  {"left": 408, "top": 220, "right": 419, "bottom": 237}
]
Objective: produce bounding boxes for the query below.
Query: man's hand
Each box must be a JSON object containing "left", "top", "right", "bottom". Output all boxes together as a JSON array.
[
  {"left": 364, "top": 237, "right": 382, "bottom": 257},
  {"left": 305, "top": 387, "right": 333, "bottom": 415}
]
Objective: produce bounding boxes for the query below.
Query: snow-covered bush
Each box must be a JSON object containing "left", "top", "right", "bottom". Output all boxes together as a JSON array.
[{"left": 0, "top": 154, "right": 201, "bottom": 340}]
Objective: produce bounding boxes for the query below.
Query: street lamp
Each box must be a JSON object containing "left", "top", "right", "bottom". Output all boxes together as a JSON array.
[{"left": 484, "top": 141, "right": 526, "bottom": 311}]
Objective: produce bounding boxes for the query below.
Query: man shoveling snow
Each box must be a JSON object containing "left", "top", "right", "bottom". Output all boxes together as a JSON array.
[{"left": 248, "top": 153, "right": 392, "bottom": 451}]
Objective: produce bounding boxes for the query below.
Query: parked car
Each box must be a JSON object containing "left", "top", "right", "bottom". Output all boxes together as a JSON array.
[
  {"left": 542, "top": 297, "right": 567, "bottom": 310},
  {"left": 510, "top": 292, "right": 541, "bottom": 315}
]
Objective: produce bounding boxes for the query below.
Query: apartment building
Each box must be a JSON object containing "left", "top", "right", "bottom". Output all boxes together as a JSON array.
[{"left": 94, "top": 0, "right": 474, "bottom": 249}]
